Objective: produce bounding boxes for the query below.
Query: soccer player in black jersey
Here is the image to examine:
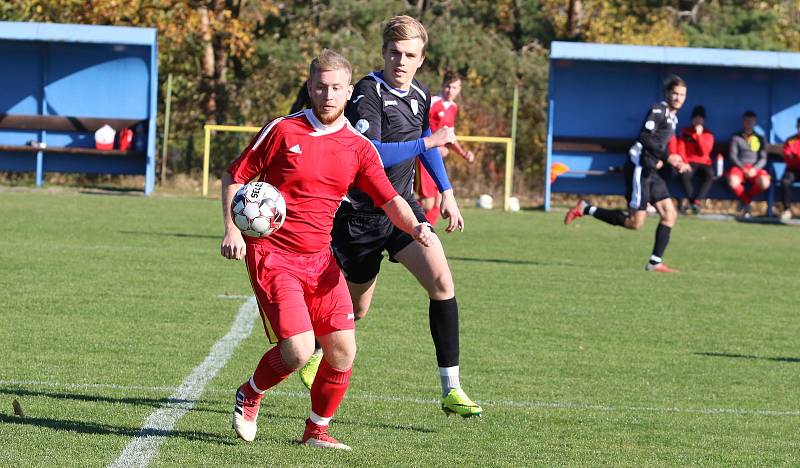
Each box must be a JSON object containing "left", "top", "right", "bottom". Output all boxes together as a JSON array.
[
  {"left": 299, "top": 15, "right": 482, "bottom": 417},
  {"left": 565, "top": 75, "right": 691, "bottom": 273}
]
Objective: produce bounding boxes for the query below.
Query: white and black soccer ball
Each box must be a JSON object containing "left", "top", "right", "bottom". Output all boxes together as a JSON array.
[{"left": 231, "top": 182, "right": 286, "bottom": 238}]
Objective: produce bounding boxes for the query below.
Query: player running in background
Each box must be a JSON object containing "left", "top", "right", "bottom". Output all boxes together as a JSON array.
[
  {"left": 417, "top": 71, "right": 475, "bottom": 224},
  {"left": 300, "top": 15, "right": 482, "bottom": 418},
  {"left": 220, "top": 49, "right": 432, "bottom": 450},
  {"left": 564, "top": 75, "right": 691, "bottom": 273}
]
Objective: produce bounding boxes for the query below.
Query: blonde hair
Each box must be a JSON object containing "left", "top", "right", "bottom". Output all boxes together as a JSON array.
[
  {"left": 382, "top": 15, "right": 428, "bottom": 55},
  {"left": 309, "top": 48, "right": 352, "bottom": 81}
]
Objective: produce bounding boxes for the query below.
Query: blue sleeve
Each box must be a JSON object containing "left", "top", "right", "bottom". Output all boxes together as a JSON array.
[
  {"left": 418, "top": 128, "right": 452, "bottom": 191},
  {"left": 371, "top": 138, "right": 427, "bottom": 167}
]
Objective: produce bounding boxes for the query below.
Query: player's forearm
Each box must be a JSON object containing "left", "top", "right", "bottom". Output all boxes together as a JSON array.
[
  {"left": 381, "top": 196, "right": 424, "bottom": 235},
  {"left": 754, "top": 151, "right": 768, "bottom": 169},
  {"left": 419, "top": 146, "right": 453, "bottom": 192},
  {"left": 372, "top": 139, "right": 427, "bottom": 167},
  {"left": 449, "top": 141, "right": 468, "bottom": 159},
  {"left": 221, "top": 172, "right": 243, "bottom": 233},
  {"left": 638, "top": 131, "right": 662, "bottom": 156}
]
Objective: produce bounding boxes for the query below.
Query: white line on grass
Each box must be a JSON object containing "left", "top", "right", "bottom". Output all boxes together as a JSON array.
[
  {"left": 107, "top": 296, "right": 258, "bottom": 468},
  {"left": 4, "top": 378, "right": 800, "bottom": 419}
]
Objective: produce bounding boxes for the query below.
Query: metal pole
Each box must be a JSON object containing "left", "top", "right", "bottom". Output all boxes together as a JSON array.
[
  {"left": 505, "top": 84, "right": 519, "bottom": 211},
  {"left": 203, "top": 126, "right": 211, "bottom": 197},
  {"left": 160, "top": 73, "right": 173, "bottom": 186}
]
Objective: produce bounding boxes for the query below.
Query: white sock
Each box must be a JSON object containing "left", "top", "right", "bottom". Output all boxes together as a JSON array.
[
  {"left": 588, "top": 206, "right": 597, "bottom": 215},
  {"left": 649, "top": 255, "right": 662, "bottom": 265},
  {"left": 309, "top": 410, "right": 331, "bottom": 426},
  {"left": 439, "top": 366, "right": 460, "bottom": 397}
]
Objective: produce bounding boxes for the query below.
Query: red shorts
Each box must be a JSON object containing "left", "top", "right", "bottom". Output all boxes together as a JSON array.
[
  {"left": 727, "top": 165, "right": 769, "bottom": 183},
  {"left": 415, "top": 159, "right": 438, "bottom": 199},
  {"left": 244, "top": 244, "right": 354, "bottom": 344}
]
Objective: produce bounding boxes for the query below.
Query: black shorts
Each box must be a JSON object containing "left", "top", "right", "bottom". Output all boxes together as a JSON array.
[
  {"left": 624, "top": 160, "right": 671, "bottom": 211},
  {"left": 331, "top": 200, "right": 429, "bottom": 284}
]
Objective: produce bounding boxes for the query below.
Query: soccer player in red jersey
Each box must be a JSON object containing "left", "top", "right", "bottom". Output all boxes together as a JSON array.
[
  {"left": 417, "top": 71, "right": 475, "bottom": 224},
  {"left": 220, "top": 49, "right": 432, "bottom": 450}
]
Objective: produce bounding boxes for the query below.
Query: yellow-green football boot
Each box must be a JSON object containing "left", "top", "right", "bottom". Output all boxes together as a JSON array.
[
  {"left": 441, "top": 387, "right": 482, "bottom": 418},
  {"left": 298, "top": 349, "right": 323, "bottom": 390}
]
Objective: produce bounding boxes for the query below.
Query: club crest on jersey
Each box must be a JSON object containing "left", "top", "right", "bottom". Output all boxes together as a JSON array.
[
  {"left": 411, "top": 99, "right": 419, "bottom": 115},
  {"left": 355, "top": 119, "right": 370, "bottom": 134}
]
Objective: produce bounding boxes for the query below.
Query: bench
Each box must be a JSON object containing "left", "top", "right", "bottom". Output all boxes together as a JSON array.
[
  {"left": 549, "top": 136, "right": 799, "bottom": 216},
  {"left": 0, "top": 113, "right": 148, "bottom": 188}
]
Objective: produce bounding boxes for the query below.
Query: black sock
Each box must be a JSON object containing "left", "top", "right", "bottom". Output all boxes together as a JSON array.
[
  {"left": 591, "top": 207, "right": 627, "bottom": 226},
  {"left": 429, "top": 297, "right": 459, "bottom": 368},
  {"left": 651, "top": 223, "right": 671, "bottom": 263}
]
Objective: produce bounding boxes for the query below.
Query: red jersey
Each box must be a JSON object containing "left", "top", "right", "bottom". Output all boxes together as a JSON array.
[
  {"left": 669, "top": 126, "right": 715, "bottom": 165},
  {"left": 227, "top": 109, "right": 398, "bottom": 254},
  {"left": 784, "top": 134, "right": 800, "bottom": 170},
  {"left": 428, "top": 95, "right": 459, "bottom": 132}
]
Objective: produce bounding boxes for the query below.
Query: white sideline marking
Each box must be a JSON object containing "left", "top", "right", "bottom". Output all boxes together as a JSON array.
[
  {"left": 107, "top": 296, "right": 258, "bottom": 468},
  {"left": 215, "top": 294, "right": 251, "bottom": 300},
  {"left": 3, "top": 378, "right": 800, "bottom": 419}
]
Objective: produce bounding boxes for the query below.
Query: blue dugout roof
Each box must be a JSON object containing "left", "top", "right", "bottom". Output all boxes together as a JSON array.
[
  {"left": 0, "top": 21, "right": 156, "bottom": 45},
  {"left": 551, "top": 41, "right": 800, "bottom": 71}
]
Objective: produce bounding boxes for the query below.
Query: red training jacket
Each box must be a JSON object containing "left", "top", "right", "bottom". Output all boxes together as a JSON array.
[
  {"left": 669, "top": 126, "right": 715, "bottom": 166},
  {"left": 783, "top": 134, "right": 800, "bottom": 170}
]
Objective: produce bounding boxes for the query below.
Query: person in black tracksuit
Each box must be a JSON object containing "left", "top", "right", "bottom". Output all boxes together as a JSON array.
[{"left": 564, "top": 75, "right": 692, "bottom": 273}]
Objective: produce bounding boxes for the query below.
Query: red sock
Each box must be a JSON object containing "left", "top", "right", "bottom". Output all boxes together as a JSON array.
[
  {"left": 309, "top": 359, "right": 351, "bottom": 424},
  {"left": 425, "top": 205, "right": 440, "bottom": 225},
  {"left": 251, "top": 345, "right": 294, "bottom": 393},
  {"left": 731, "top": 184, "right": 750, "bottom": 204},
  {"left": 746, "top": 184, "right": 765, "bottom": 200}
]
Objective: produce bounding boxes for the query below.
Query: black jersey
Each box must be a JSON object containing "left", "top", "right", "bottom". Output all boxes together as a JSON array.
[
  {"left": 344, "top": 71, "right": 431, "bottom": 213},
  {"left": 631, "top": 101, "right": 678, "bottom": 171}
]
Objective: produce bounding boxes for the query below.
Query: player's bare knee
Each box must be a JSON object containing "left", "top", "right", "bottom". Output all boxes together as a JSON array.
[
  {"left": 280, "top": 340, "right": 315, "bottom": 369},
  {"left": 353, "top": 306, "right": 370, "bottom": 321},
  {"left": 427, "top": 271, "right": 454, "bottom": 299},
  {"left": 625, "top": 217, "right": 644, "bottom": 230},
  {"left": 322, "top": 338, "right": 357, "bottom": 369}
]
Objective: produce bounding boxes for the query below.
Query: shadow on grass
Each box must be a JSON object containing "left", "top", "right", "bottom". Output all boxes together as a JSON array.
[
  {"left": 694, "top": 352, "right": 800, "bottom": 363},
  {"left": 261, "top": 411, "right": 436, "bottom": 434},
  {"left": 0, "top": 387, "right": 228, "bottom": 415},
  {"left": 118, "top": 230, "right": 220, "bottom": 240},
  {"left": 448, "top": 256, "right": 544, "bottom": 266},
  {"left": 0, "top": 414, "right": 235, "bottom": 445}
]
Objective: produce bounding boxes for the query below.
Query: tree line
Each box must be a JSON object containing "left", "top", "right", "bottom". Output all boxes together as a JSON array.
[{"left": 2, "top": 0, "right": 798, "bottom": 196}]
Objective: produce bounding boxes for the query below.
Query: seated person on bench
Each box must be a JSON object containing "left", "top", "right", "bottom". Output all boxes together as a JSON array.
[
  {"left": 780, "top": 117, "right": 800, "bottom": 221},
  {"left": 727, "top": 110, "right": 770, "bottom": 217},
  {"left": 670, "top": 105, "right": 715, "bottom": 214}
]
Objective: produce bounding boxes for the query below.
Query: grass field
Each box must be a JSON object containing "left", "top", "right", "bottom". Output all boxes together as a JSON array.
[{"left": 1, "top": 189, "right": 800, "bottom": 466}]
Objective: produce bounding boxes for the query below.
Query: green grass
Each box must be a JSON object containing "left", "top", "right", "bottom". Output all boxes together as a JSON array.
[{"left": 1, "top": 189, "right": 800, "bottom": 466}]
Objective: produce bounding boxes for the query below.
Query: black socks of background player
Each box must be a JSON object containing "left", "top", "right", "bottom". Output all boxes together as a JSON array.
[
  {"left": 430, "top": 297, "right": 460, "bottom": 396},
  {"left": 650, "top": 223, "right": 671, "bottom": 265},
  {"left": 584, "top": 204, "right": 627, "bottom": 226}
]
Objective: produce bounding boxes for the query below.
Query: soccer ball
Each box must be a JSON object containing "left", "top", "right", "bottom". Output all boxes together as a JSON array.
[
  {"left": 476, "top": 194, "right": 494, "bottom": 210},
  {"left": 231, "top": 182, "right": 286, "bottom": 238}
]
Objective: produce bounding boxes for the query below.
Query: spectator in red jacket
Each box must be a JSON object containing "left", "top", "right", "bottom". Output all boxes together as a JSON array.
[
  {"left": 780, "top": 117, "right": 800, "bottom": 220},
  {"left": 669, "top": 105, "right": 715, "bottom": 214}
]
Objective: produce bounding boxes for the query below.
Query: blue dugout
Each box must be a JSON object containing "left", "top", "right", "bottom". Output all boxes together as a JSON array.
[
  {"left": 545, "top": 41, "right": 800, "bottom": 212},
  {"left": 0, "top": 21, "right": 158, "bottom": 194}
]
